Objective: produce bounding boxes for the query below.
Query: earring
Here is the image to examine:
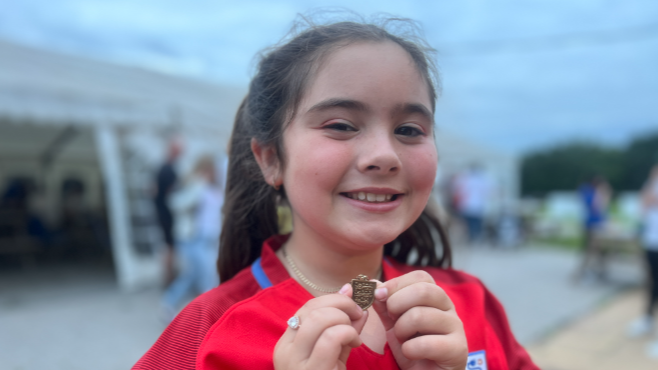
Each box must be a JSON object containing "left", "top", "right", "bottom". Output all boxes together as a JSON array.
[{"left": 271, "top": 179, "right": 281, "bottom": 191}]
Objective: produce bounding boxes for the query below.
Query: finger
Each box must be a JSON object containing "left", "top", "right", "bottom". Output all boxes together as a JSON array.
[
  {"left": 293, "top": 307, "right": 354, "bottom": 355},
  {"left": 278, "top": 294, "right": 363, "bottom": 363},
  {"left": 385, "top": 329, "right": 410, "bottom": 368},
  {"left": 337, "top": 283, "right": 371, "bottom": 336},
  {"left": 296, "top": 294, "right": 364, "bottom": 323},
  {"left": 400, "top": 333, "right": 468, "bottom": 367},
  {"left": 338, "top": 282, "right": 352, "bottom": 297},
  {"left": 306, "top": 325, "right": 362, "bottom": 369},
  {"left": 386, "top": 282, "right": 453, "bottom": 320},
  {"left": 352, "top": 309, "right": 368, "bottom": 334},
  {"left": 393, "top": 306, "right": 461, "bottom": 343},
  {"left": 382, "top": 270, "right": 435, "bottom": 298},
  {"left": 337, "top": 283, "right": 370, "bottom": 335},
  {"left": 372, "top": 285, "right": 395, "bottom": 331},
  {"left": 337, "top": 345, "right": 352, "bottom": 368}
]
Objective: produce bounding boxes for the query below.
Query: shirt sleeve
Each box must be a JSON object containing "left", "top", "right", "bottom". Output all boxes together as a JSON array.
[{"left": 132, "top": 298, "right": 222, "bottom": 370}]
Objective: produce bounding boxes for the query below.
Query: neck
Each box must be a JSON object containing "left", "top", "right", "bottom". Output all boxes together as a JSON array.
[{"left": 278, "top": 226, "right": 383, "bottom": 296}]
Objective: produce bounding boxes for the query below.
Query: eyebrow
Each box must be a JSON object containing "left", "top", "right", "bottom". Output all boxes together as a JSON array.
[
  {"left": 307, "top": 98, "right": 368, "bottom": 114},
  {"left": 306, "top": 98, "right": 433, "bottom": 123},
  {"left": 391, "top": 103, "right": 434, "bottom": 123}
]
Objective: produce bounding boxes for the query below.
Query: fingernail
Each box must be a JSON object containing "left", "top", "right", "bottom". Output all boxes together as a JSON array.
[
  {"left": 339, "top": 283, "right": 350, "bottom": 295},
  {"left": 375, "top": 287, "right": 388, "bottom": 301}
]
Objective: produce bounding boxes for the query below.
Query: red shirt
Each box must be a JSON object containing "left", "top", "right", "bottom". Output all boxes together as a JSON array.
[{"left": 134, "top": 235, "right": 538, "bottom": 370}]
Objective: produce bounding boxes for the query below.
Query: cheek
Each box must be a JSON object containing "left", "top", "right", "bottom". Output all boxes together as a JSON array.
[
  {"left": 284, "top": 138, "right": 352, "bottom": 199},
  {"left": 406, "top": 146, "right": 438, "bottom": 194}
]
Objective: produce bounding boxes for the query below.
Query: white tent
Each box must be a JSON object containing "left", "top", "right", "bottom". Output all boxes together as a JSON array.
[
  {"left": 435, "top": 128, "right": 519, "bottom": 215},
  {"left": 0, "top": 38, "right": 244, "bottom": 290},
  {"left": 0, "top": 38, "right": 519, "bottom": 289}
]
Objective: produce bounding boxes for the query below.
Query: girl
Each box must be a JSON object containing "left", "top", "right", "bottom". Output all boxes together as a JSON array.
[{"left": 135, "top": 18, "right": 538, "bottom": 370}]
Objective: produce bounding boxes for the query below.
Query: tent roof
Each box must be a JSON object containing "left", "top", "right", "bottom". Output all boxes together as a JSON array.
[
  {"left": 0, "top": 122, "right": 97, "bottom": 162},
  {"left": 0, "top": 38, "right": 245, "bottom": 137},
  {"left": 436, "top": 128, "right": 516, "bottom": 168},
  {"left": 0, "top": 38, "right": 516, "bottom": 168}
]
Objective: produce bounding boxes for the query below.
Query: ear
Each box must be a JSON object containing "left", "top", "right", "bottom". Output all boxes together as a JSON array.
[{"left": 251, "top": 138, "right": 283, "bottom": 188}]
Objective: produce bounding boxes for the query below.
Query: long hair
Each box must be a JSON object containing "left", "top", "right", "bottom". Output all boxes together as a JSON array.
[{"left": 218, "top": 17, "right": 451, "bottom": 283}]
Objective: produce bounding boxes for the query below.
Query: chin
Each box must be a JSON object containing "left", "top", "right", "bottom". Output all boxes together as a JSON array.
[{"left": 349, "top": 228, "right": 402, "bottom": 249}]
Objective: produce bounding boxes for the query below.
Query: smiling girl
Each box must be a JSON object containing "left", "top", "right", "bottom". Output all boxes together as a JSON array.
[{"left": 134, "top": 18, "right": 538, "bottom": 370}]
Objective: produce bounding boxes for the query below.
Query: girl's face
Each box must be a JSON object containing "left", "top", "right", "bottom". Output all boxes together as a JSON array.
[{"left": 279, "top": 41, "right": 437, "bottom": 252}]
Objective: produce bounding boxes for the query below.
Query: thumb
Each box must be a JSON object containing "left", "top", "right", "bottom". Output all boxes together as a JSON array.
[
  {"left": 338, "top": 283, "right": 369, "bottom": 334},
  {"left": 352, "top": 309, "right": 369, "bottom": 334},
  {"left": 371, "top": 281, "right": 395, "bottom": 331}
]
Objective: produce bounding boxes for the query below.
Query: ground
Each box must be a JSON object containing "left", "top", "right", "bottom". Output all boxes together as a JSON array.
[
  {"left": 1, "top": 244, "right": 657, "bottom": 369},
  {"left": 528, "top": 289, "right": 658, "bottom": 370}
]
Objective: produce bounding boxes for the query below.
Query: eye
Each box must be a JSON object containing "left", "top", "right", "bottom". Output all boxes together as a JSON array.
[
  {"left": 324, "top": 122, "right": 358, "bottom": 132},
  {"left": 395, "top": 125, "right": 424, "bottom": 137}
]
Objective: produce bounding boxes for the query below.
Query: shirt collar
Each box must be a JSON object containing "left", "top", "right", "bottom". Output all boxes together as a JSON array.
[{"left": 259, "top": 234, "right": 292, "bottom": 286}]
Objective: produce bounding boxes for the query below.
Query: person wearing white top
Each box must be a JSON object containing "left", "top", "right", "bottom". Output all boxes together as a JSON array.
[
  {"left": 161, "top": 156, "right": 223, "bottom": 320},
  {"left": 456, "top": 164, "right": 492, "bottom": 244},
  {"left": 627, "top": 163, "right": 658, "bottom": 358}
]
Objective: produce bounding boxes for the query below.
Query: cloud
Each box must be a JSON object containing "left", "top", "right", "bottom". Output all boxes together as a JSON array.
[{"left": 1, "top": 0, "right": 657, "bottom": 152}]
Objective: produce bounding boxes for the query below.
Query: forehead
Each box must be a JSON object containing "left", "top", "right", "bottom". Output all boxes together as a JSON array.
[{"left": 299, "top": 41, "right": 432, "bottom": 113}]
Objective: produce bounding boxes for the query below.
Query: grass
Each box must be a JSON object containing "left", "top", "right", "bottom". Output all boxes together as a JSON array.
[
  {"left": 530, "top": 233, "right": 641, "bottom": 256},
  {"left": 530, "top": 235, "right": 583, "bottom": 251}
]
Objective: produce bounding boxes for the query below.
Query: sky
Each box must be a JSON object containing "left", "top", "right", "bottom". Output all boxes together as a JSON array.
[{"left": 1, "top": 0, "right": 657, "bottom": 154}]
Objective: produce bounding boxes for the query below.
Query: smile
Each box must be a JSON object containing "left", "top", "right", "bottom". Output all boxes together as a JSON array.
[{"left": 340, "top": 192, "right": 400, "bottom": 203}]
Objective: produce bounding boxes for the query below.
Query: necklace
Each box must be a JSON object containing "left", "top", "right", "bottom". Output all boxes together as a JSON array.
[{"left": 282, "top": 248, "right": 382, "bottom": 294}]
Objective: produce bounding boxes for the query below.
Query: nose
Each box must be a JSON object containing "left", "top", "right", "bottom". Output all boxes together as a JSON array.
[{"left": 357, "top": 132, "right": 401, "bottom": 175}]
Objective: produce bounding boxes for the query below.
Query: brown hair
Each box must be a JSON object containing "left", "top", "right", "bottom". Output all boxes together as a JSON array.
[{"left": 218, "top": 17, "right": 451, "bottom": 283}]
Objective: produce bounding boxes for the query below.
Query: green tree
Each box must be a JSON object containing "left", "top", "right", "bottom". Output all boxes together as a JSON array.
[
  {"left": 618, "top": 132, "right": 658, "bottom": 190},
  {"left": 521, "top": 142, "right": 622, "bottom": 196}
]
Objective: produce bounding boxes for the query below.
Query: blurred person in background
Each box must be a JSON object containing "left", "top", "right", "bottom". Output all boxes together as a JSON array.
[
  {"left": 0, "top": 179, "right": 38, "bottom": 247},
  {"left": 574, "top": 175, "right": 612, "bottom": 283},
  {"left": 161, "top": 155, "right": 222, "bottom": 322},
  {"left": 0, "top": 179, "right": 54, "bottom": 250},
  {"left": 627, "top": 163, "right": 658, "bottom": 358},
  {"left": 456, "top": 163, "right": 492, "bottom": 245},
  {"left": 439, "top": 172, "right": 464, "bottom": 241},
  {"left": 153, "top": 138, "right": 182, "bottom": 286},
  {"left": 0, "top": 179, "right": 32, "bottom": 233}
]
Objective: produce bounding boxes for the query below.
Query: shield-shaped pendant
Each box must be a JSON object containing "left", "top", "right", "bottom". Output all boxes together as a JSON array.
[{"left": 351, "top": 274, "right": 376, "bottom": 310}]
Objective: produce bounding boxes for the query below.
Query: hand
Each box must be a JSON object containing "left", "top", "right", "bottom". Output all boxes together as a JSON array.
[
  {"left": 274, "top": 291, "right": 368, "bottom": 370},
  {"left": 373, "top": 270, "right": 468, "bottom": 370}
]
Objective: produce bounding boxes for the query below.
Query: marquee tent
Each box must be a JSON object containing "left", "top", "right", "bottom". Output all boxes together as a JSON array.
[
  {"left": 0, "top": 38, "right": 518, "bottom": 289},
  {"left": 0, "top": 38, "right": 244, "bottom": 290}
]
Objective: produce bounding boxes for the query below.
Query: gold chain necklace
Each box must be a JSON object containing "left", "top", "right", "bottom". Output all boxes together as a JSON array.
[{"left": 283, "top": 248, "right": 382, "bottom": 294}]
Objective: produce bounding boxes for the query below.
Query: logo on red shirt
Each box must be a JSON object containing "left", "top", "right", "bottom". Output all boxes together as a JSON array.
[{"left": 466, "top": 350, "right": 487, "bottom": 370}]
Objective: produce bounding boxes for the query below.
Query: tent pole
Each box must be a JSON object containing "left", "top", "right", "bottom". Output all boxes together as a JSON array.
[{"left": 94, "top": 126, "right": 137, "bottom": 290}]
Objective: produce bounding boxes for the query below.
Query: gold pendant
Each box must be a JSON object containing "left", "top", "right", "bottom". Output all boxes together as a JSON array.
[{"left": 351, "top": 274, "right": 376, "bottom": 310}]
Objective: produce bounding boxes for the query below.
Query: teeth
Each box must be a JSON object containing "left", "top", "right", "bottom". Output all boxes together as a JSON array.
[{"left": 345, "top": 192, "right": 396, "bottom": 203}]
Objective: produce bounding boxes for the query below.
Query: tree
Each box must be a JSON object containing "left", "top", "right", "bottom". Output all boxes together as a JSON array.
[
  {"left": 521, "top": 142, "right": 622, "bottom": 196},
  {"left": 521, "top": 130, "right": 658, "bottom": 195},
  {"left": 618, "top": 132, "right": 658, "bottom": 190}
]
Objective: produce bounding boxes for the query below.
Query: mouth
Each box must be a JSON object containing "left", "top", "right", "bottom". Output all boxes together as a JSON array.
[{"left": 339, "top": 191, "right": 401, "bottom": 204}]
